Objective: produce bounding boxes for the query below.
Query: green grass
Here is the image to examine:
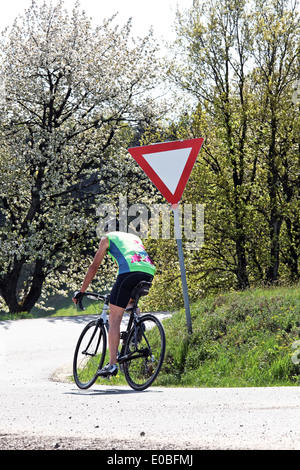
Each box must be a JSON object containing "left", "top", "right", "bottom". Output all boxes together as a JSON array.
[
  {"left": 2, "top": 284, "right": 300, "bottom": 388},
  {"left": 0, "top": 294, "right": 101, "bottom": 320},
  {"left": 155, "top": 284, "right": 300, "bottom": 387}
]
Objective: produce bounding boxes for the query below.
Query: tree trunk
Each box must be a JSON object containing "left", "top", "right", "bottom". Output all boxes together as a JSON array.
[
  {"left": 0, "top": 259, "right": 45, "bottom": 314},
  {"left": 235, "top": 225, "right": 250, "bottom": 289},
  {"left": 283, "top": 217, "right": 299, "bottom": 282},
  {"left": 21, "top": 259, "right": 46, "bottom": 313},
  {"left": 265, "top": 115, "right": 283, "bottom": 283},
  {"left": 266, "top": 217, "right": 283, "bottom": 283}
]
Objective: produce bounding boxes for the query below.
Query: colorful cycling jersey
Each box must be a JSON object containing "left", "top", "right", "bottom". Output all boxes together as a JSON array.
[{"left": 106, "top": 232, "right": 156, "bottom": 276}]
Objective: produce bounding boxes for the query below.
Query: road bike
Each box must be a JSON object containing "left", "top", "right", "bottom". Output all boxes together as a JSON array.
[{"left": 73, "top": 281, "right": 166, "bottom": 391}]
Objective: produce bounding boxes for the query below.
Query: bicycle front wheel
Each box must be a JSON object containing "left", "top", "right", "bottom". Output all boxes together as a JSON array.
[
  {"left": 123, "top": 314, "right": 166, "bottom": 391},
  {"left": 73, "top": 320, "right": 107, "bottom": 389}
]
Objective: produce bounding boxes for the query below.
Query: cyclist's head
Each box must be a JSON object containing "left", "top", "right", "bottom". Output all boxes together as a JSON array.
[{"left": 104, "top": 218, "right": 119, "bottom": 233}]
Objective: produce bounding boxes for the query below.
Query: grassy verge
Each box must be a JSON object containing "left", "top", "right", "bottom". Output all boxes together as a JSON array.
[
  {"left": 0, "top": 295, "right": 102, "bottom": 320},
  {"left": 155, "top": 284, "right": 300, "bottom": 387}
]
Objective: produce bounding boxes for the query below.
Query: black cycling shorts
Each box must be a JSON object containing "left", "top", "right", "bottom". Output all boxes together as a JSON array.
[{"left": 109, "top": 271, "right": 154, "bottom": 308}]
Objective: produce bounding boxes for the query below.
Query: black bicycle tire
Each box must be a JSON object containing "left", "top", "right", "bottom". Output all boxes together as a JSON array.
[
  {"left": 73, "top": 320, "right": 107, "bottom": 389},
  {"left": 123, "top": 314, "right": 166, "bottom": 391}
]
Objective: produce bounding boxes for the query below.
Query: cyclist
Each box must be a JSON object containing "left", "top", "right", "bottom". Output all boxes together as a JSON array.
[{"left": 73, "top": 218, "right": 156, "bottom": 378}]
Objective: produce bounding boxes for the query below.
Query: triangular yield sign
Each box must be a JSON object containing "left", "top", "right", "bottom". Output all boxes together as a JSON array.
[{"left": 128, "top": 138, "right": 204, "bottom": 205}]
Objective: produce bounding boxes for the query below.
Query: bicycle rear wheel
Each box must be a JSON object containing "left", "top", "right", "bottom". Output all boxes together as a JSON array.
[
  {"left": 73, "top": 320, "right": 106, "bottom": 389},
  {"left": 123, "top": 314, "right": 166, "bottom": 391}
]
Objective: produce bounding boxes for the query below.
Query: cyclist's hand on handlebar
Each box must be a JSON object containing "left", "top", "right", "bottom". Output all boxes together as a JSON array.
[{"left": 72, "top": 290, "right": 84, "bottom": 305}]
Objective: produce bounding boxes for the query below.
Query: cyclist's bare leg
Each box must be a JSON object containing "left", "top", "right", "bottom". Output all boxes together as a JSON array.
[
  {"left": 108, "top": 304, "right": 125, "bottom": 365},
  {"left": 126, "top": 298, "right": 140, "bottom": 315}
]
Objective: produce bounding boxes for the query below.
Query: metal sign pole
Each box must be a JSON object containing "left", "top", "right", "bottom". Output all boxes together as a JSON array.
[{"left": 172, "top": 205, "right": 192, "bottom": 335}]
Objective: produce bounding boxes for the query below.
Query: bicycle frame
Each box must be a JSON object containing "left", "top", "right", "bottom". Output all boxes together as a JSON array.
[
  {"left": 118, "top": 313, "right": 151, "bottom": 364},
  {"left": 77, "top": 289, "right": 150, "bottom": 364}
]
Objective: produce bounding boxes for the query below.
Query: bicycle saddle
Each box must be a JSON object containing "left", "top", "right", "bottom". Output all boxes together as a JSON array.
[{"left": 131, "top": 281, "right": 152, "bottom": 299}]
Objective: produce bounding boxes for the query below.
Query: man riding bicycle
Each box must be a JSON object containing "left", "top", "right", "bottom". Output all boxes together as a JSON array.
[{"left": 73, "top": 219, "right": 156, "bottom": 378}]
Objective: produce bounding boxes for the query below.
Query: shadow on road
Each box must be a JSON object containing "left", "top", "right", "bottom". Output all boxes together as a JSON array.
[{"left": 64, "top": 387, "right": 163, "bottom": 396}]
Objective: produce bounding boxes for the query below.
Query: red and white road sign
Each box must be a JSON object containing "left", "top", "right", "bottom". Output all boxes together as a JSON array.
[{"left": 128, "top": 138, "right": 204, "bottom": 205}]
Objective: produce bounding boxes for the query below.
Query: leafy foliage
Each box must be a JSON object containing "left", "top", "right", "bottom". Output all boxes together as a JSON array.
[
  {"left": 145, "top": 0, "right": 300, "bottom": 309},
  {"left": 0, "top": 0, "right": 299, "bottom": 316},
  {"left": 0, "top": 0, "right": 162, "bottom": 313}
]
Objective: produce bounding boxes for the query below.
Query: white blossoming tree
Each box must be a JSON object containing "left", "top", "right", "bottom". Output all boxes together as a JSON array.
[{"left": 0, "top": 0, "right": 161, "bottom": 313}]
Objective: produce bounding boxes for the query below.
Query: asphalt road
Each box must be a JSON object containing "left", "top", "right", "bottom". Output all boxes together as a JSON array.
[{"left": 0, "top": 314, "right": 300, "bottom": 450}]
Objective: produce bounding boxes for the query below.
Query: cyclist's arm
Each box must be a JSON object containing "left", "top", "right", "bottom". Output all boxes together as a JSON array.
[{"left": 79, "top": 236, "right": 109, "bottom": 293}]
